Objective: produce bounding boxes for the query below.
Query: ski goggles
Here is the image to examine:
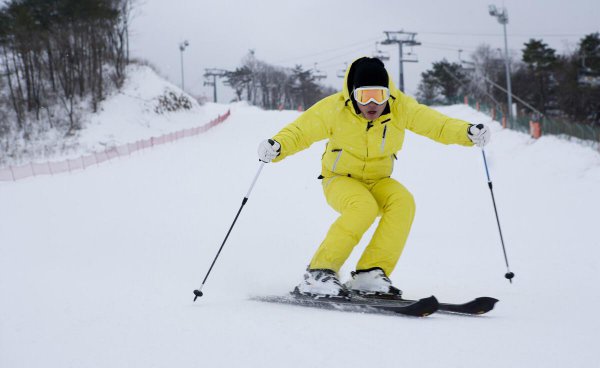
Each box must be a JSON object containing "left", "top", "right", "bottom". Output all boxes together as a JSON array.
[{"left": 353, "top": 86, "right": 390, "bottom": 105}]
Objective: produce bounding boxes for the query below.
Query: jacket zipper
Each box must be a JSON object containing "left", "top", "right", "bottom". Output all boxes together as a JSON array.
[
  {"left": 332, "top": 149, "right": 342, "bottom": 173},
  {"left": 363, "top": 124, "right": 370, "bottom": 176},
  {"left": 380, "top": 125, "right": 388, "bottom": 153}
]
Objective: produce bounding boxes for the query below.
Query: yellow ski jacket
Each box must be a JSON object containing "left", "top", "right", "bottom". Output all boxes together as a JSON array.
[{"left": 272, "top": 58, "right": 474, "bottom": 182}]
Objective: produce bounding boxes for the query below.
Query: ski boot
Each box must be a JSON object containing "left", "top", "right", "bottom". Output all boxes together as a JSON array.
[
  {"left": 294, "top": 268, "right": 349, "bottom": 299},
  {"left": 345, "top": 267, "right": 402, "bottom": 296}
]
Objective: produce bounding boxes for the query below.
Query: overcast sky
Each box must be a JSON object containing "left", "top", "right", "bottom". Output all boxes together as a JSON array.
[{"left": 129, "top": 0, "right": 600, "bottom": 102}]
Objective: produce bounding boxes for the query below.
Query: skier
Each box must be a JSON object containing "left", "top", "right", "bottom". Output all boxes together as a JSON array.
[{"left": 257, "top": 57, "right": 490, "bottom": 298}]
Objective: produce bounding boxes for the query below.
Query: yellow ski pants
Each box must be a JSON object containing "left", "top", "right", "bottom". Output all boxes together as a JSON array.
[{"left": 309, "top": 176, "right": 416, "bottom": 276}]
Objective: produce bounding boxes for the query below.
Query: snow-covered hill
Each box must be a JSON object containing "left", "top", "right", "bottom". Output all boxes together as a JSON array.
[
  {"left": 1, "top": 81, "right": 600, "bottom": 366},
  {"left": 0, "top": 64, "right": 230, "bottom": 167}
]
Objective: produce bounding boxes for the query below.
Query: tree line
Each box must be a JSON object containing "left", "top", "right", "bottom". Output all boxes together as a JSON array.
[
  {"left": 416, "top": 33, "right": 600, "bottom": 126},
  {"left": 0, "top": 0, "right": 131, "bottom": 139},
  {"left": 224, "top": 51, "right": 337, "bottom": 111}
]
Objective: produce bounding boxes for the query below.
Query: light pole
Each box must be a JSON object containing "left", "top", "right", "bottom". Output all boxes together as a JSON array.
[
  {"left": 179, "top": 40, "right": 189, "bottom": 91},
  {"left": 488, "top": 5, "right": 513, "bottom": 127}
]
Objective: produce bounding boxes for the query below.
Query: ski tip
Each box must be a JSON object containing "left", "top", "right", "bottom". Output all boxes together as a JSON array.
[
  {"left": 412, "top": 295, "right": 439, "bottom": 317},
  {"left": 471, "top": 297, "right": 499, "bottom": 314}
]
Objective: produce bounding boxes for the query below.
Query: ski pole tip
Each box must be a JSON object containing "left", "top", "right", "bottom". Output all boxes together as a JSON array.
[{"left": 193, "top": 289, "right": 203, "bottom": 302}]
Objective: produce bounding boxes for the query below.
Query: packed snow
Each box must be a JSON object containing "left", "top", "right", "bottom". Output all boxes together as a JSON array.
[{"left": 1, "top": 67, "right": 600, "bottom": 368}]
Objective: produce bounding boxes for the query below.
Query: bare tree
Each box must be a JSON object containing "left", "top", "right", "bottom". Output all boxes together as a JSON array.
[{"left": 0, "top": 0, "right": 133, "bottom": 139}]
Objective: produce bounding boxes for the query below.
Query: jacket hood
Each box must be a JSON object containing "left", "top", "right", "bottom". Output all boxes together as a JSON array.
[{"left": 342, "top": 57, "right": 398, "bottom": 115}]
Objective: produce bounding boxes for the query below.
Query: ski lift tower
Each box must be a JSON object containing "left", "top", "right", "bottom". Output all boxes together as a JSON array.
[
  {"left": 203, "top": 68, "right": 228, "bottom": 103},
  {"left": 381, "top": 31, "right": 421, "bottom": 92}
]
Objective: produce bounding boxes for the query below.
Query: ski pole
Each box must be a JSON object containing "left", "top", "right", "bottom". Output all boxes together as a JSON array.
[
  {"left": 193, "top": 161, "right": 266, "bottom": 301},
  {"left": 481, "top": 149, "right": 515, "bottom": 283}
]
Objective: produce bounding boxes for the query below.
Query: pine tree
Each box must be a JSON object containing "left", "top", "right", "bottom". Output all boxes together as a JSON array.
[
  {"left": 416, "top": 59, "right": 466, "bottom": 104},
  {"left": 521, "top": 39, "right": 557, "bottom": 114}
]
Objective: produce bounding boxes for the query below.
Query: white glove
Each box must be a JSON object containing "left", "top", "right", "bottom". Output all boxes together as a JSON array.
[
  {"left": 257, "top": 139, "right": 281, "bottom": 163},
  {"left": 468, "top": 124, "right": 491, "bottom": 147}
]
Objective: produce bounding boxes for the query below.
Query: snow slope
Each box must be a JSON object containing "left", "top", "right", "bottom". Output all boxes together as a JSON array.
[{"left": 1, "top": 95, "right": 600, "bottom": 367}]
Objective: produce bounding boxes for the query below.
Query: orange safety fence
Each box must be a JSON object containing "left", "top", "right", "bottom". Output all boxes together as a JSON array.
[{"left": 0, "top": 110, "right": 231, "bottom": 182}]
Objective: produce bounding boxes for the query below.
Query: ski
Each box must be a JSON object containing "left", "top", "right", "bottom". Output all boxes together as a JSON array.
[
  {"left": 252, "top": 293, "right": 439, "bottom": 317},
  {"left": 353, "top": 293, "right": 499, "bottom": 315}
]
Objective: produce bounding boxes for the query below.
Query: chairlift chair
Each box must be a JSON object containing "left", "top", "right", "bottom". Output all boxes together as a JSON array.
[
  {"left": 312, "top": 63, "right": 327, "bottom": 80},
  {"left": 578, "top": 67, "right": 600, "bottom": 87},
  {"left": 402, "top": 51, "right": 418, "bottom": 63},
  {"left": 373, "top": 42, "right": 390, "bottom": 61},
  {"left": 337, "top": 63, "right": 348, "bottom": 78}
]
